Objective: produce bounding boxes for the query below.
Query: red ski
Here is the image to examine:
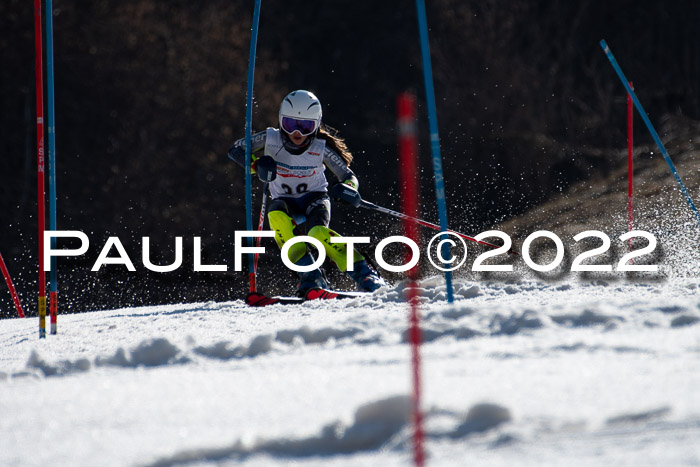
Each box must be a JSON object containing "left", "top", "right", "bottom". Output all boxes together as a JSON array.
[{"left": 245, "top": 288, "right": 367, "bottom": 307}]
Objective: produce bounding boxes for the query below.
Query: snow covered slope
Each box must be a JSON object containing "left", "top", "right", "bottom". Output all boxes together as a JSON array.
[{"left": 1, "top": 275, "right": 698, "bottom": 466}]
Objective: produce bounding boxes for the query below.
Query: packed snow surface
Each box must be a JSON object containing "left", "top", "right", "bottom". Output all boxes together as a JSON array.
[{"left": 1, "top": 275, "right": 699, "bottom": 466}]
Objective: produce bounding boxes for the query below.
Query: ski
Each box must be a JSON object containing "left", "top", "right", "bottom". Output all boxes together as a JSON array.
[
  {"left": 245, "top": 288, "right": 367, "bottom": 307},
  {"left": 304, "top": 288, "right": 367, "bottom": 300},
  {"left": 245, "top": 292, "right": 305, "bottom": 307}
]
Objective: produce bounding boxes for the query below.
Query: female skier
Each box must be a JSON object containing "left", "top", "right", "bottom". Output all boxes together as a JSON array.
[{"left": 228, "top": 90, "right": 384, "bottom": 296}]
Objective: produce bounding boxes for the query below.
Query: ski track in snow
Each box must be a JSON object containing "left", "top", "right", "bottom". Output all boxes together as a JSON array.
[{"left": 1, "top": 276, "right": 699, "bottom": 466}]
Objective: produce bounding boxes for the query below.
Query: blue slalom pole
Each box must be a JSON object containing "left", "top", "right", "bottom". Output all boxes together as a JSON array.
[
  {"left": 245, "top": 0, "right": 262, "bottom": 291},
  {"left": 415, "top": 0, "right": 454, "bottom": 303},
  {"left": 46, "top": 0, "right": 58, "bottom": 334},
  {"left": 600, "top": 40, "right": 700, "bottom": 228}
]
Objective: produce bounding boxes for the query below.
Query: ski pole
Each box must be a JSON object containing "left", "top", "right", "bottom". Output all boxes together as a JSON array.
[
  {"left": 359, "top": 200, "right": 517, "bottom": 254},
  {"left": 252, "top": 182, "right": 269, "bottom": 292}
]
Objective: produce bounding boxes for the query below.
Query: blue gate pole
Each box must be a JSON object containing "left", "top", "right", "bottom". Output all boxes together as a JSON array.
[
  {"left": 415, "top": 0, "right": 454, "bottom": 302},
  {"left": 46, "top": 0, "right": 59, "bottom": 334},
  {"left": 600, "top": 40, "right": 700, "bottom": 228},
  {"left": 245, "top": 0, "right": 263, "bottom": 291}
]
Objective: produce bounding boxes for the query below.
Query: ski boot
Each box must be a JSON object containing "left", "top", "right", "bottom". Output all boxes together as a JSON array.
[
  {"left": 347, "top": 259, "right": 385, "bottom": 292},
  {"left": 295, "top": 252, "right": 329, "bottom": 297}
]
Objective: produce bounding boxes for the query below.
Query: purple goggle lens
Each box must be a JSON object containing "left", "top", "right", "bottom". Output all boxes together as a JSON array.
[{"left": 281, "top": 117, "right": 318, "bottom": 136}]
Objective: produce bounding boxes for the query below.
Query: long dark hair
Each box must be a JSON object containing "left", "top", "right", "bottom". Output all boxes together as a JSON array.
[{"left": 318, "top": 123, "right": 353, "bottom": 166}]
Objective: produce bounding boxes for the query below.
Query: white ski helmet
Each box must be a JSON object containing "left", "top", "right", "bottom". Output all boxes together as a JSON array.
[{"left": 278, "top": 90, "right": 322, "bottom": 136}]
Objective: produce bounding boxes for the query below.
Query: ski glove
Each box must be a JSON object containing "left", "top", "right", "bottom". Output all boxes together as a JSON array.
[
  {"left": 255, "top": 155, "right": 277, "bottom": 182},
  {"left": 227, "top": 144, "right": 265, "bottom": 174},
  {"left": 329, "top": 181, "right": 362, "bottom": 208}
]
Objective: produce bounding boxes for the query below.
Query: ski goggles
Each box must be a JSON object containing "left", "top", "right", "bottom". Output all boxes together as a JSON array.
[{"left": 281, "top": 116, "right": 319, "bottom": 136}]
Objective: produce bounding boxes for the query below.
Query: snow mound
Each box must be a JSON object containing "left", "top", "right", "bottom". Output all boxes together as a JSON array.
[
  {"left": 24, "top": 337, "right": 188, "bottom": 377},
  {"left": 670, "top": 314, "right": 700, "bottom": 327},
  {"left": 606, "top": 406, "right": 672, "bottom": 426},
  {"left": 96, "top": 337, "right": 188, "bottom": 368},
  {"left": 147, "top": 396, "right": 515, "bottom": 466},
  {"left": 401, "top": 323, "right": 483, "bottom": 343},
  {"left": 450, "top": 403, "right": 512, "bottom": 438},
  {"left": 147, "top": 395, "right": 412, "bottom": 465},
  {"left": 26, "top": 350, "right": 91, "bottom": 377},
  {"left": 276, "top": 325, "right": 362, "bottom": 344},
  {"left": 193, "top": 334, "right": 273, "bottom": 359},
  {"left": 550, "top": 308, "right": 624, "bottom": 327},
  {"left": 489, "top": 310, "right": 546, "bottom": 335}
]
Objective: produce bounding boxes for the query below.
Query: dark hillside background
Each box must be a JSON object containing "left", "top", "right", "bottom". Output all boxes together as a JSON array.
[{"left": 1, "top": 0, "right": 699, "bottom": 315}]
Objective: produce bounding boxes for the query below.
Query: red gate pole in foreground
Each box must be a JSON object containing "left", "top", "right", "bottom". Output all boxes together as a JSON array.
[
  {"left": 0, "top": 253, "right": 25, "bottom": 318},
  {"left": 398, "top": 92, "right": 425, "bottom": 467},
  {"left": 33, "top": 0, "right": 47, "bottom": 338}
]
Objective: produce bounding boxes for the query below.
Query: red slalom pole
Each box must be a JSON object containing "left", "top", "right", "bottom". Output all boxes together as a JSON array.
[
  {"left": 627, "top": 82, "right": 634, "bottom": 242},
  {"left": 34, "top": 0, "right": 47, "bottom": 338},
  {"left": 398, "top": 92, "right": 425, "bottom": 467},
  {"left": 0, "top": 253, "right": 25, "bottom": 318}
]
